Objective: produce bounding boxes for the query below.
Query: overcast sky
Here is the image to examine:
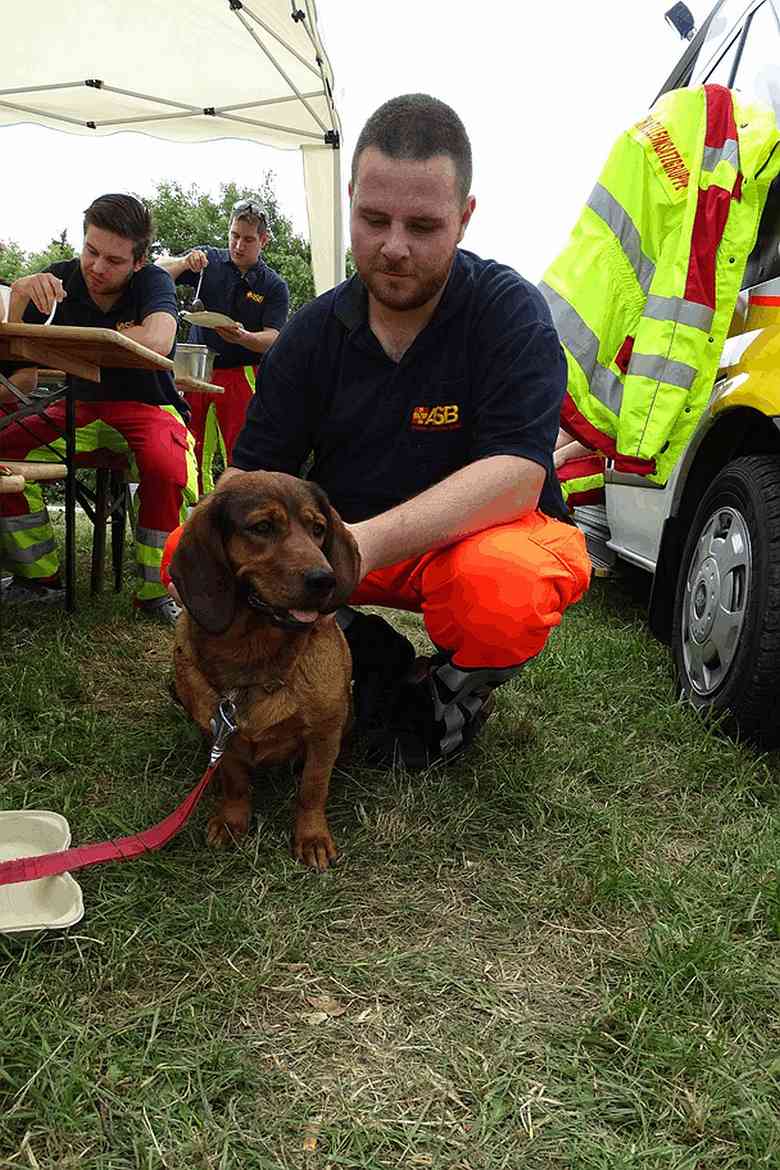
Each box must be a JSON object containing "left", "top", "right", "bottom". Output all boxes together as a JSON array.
[{"left": 2, "top": 0, "right": 711, "bottom": 283}]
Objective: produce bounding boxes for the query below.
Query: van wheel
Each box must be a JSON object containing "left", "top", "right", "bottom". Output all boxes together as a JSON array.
[{"left": 672, "top": 455, "right": 780, "bottom": 748}]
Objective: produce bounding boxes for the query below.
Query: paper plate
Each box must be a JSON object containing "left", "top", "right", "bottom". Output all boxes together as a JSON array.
[
  {"left": 180, "top": 310, "right": 239, "bottom": 329},
  {"left": 0, "top": 810, "right": 84, "bottom": 934}
]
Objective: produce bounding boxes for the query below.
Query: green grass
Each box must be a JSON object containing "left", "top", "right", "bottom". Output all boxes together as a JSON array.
[{"left": 1, "top": 522, "right": 780, "bottom": 1169}]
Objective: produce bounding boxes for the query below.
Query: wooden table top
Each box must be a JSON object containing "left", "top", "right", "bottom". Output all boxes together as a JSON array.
[
  {"left": 0, "top": 323, "right": 175, "bottom": 383},
  {"left": 174, "top": 374, "right": 224, "bottom": 395}
]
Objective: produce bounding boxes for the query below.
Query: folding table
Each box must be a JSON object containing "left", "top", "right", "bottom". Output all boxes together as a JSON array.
[{"left": 0, "top": 323, "right": 175, "bottom": 612}]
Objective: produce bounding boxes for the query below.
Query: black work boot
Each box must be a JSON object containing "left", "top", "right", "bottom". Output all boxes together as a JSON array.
[
  {"left": 371, "top": 650, "right": 522, "bottom": 771},
  {"left": 336, "top": 608, "right": 416, "bottom": 735}
]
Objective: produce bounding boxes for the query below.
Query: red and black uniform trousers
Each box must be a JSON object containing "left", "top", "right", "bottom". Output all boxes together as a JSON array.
[
  {"left": 0, "top": 398, "right": 197, "bottom": 603},
  {"left": 186, "top": 365, "right": 256, "bottom": 496}
]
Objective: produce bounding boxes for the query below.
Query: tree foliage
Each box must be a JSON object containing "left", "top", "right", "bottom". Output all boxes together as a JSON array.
[
  {"left": 0, "top": 230, "right": 75, "bottom": 283},
  {"left": 146, "top": 175, "right": 316, "bottom": 313},
  {"left": 1, "top": 176, "right": 320, "bottom": 315}
]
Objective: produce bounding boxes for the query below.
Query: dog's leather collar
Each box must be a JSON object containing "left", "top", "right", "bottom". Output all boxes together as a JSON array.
[{"left": 245, "top": 589, "right": 320, "bottom": 631}]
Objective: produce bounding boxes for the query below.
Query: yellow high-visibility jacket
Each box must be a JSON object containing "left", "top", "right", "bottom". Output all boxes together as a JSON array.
[{"left": 541, "top": 84, "right": 780, "bottom": 484}]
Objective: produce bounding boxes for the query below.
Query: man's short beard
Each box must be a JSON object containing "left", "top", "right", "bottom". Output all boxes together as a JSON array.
[{"left": 362, "top": 261, "right": 453, "bottom": 313}]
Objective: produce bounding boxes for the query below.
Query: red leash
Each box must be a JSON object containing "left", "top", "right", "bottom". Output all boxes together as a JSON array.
[{"left": 0, "top": 698, "right": 237, "bottom": 887}]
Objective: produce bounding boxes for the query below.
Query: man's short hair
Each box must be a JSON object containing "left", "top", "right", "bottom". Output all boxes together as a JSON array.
[
  {"left": 83, "top": 194, "right": 153, "bottom": 262},
  {"left": 230, "top": 198, "right": 268, "bottom": 236},
  {"left": 351, "top": 94, "right": 472, "bottom": 203}
]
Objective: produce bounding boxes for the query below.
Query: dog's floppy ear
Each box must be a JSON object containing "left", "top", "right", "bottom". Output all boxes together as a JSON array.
[
  {"left": 313, "top": 486, "right": 361, "bottom": 609},
  {"left": 168, "top": 493, "right": 238, "bottom": 634}
]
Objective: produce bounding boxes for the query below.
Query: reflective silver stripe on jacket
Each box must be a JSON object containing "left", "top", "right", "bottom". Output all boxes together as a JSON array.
[
  {"left": 136, "top": 526, "right": 169, "bottom": 550},
  {"left": 627, "top": 352, "right": 697, "bottom": 391},
  {"left": 0, "top": 509, "right": 49, "bottom": 533},
  {"left": 702, "top": 138, "right": 739, "bottom": 174},
  {"left": 587, "top": 183, "right": 656, "bottom": 293},
  {"left": 539, "top": 282, "right": 624, "bottom": 415},
  {"left": 643, "top": 294, "right": 714, "bottom": 332},
  {"left": 2, "top": 537, "right": 56, "bottom": 563}
]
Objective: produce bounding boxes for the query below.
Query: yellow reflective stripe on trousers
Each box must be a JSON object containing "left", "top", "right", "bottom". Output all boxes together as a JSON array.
[
  {"left": 0, "top": 418, "right": 134, "bottom": 583},
  {"left": 0, "top": 511, "right": 58, "bottom": 576},
  {"left": 200, "top": 401, "right": 226, "bottom": 496},
  {"left": 561, "top": 472, "right": 605, "bottom": 502},
  {"left": 135, "top": 527, "right": 173, "bottom": 598},
  {"left": 134, "top": 407, "right": 197, "bottom": 601},
  {"left": 243, "top": 365, "right": 256, "bottom": 392},
  {"left": 161, "top": 403, "right": 198, "bottom": 515},
  {"left": 1, "top": 508, "right": 48, "bottom": 533},
  {"left": 0, "top": 483, "right": 59, "bottom": 579}
]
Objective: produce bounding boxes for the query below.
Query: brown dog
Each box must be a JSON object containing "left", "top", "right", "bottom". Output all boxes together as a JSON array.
[{"left": 169, "top": 471, "right": 360, "bottom": 871}]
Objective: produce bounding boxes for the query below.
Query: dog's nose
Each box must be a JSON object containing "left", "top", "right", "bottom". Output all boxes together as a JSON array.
[{"left": 304, "top": 568, "right": 337, "bottom": 597}]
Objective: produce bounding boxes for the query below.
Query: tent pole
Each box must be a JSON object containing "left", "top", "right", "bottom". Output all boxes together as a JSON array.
[
  {"left": 231, "top": 7, "right": 327, "bottom": 132},
  {"left": 334, "top": 140, "right": 344, "bottom": 286}
]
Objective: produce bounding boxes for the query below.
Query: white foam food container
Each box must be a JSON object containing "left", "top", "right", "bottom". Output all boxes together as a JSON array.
[{"left": 0, "top": 810, "right": 84, "bottom": 933}]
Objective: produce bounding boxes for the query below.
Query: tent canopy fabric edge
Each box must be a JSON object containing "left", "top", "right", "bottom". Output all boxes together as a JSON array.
[{"left": 0, "top": 0, "right": 345, "bottom": 293}]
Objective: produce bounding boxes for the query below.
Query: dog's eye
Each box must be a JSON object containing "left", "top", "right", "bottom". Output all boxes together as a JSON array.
[
  {"left": 251, "top": 520, "right": 274, "bottom": 536},
  {"left": 312, "top": 521, "right": 326, "bottom": 539}
]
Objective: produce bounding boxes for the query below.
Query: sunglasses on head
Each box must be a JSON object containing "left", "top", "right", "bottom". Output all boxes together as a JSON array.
[{"left": 232, "top": 199, "right": 265, "bottom": 220}]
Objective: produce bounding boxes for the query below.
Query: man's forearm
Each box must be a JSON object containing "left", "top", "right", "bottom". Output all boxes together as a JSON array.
[
  {"left": 117, "top": 312, "right": 177, "bottom": 356},
  {"left": 155, "top": 255, "right": 190, "bottom": 281},
  {"left": 350, "top": 454, "right": 546, "bottom": 579},
  {"left": 227, "top": 327, "right": 279, "bottom": 355}
]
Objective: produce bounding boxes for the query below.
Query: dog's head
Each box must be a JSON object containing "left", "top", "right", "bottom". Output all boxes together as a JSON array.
[{"left": 169, "top": 471, "right": 361, "bottom": 635}]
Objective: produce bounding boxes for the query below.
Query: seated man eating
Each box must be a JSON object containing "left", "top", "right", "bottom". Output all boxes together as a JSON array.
[{"left": 0, "top": 193, "right": 196, "bottom": 623}]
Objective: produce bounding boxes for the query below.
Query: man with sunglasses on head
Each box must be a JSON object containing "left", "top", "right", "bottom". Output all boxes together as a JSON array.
[{"left": 157, "top": 198, "right": 289, "bottom": 495}]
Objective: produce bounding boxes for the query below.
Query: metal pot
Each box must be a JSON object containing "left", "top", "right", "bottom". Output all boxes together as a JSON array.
[{"left": 173, "top": 343, "right": 215, "bottom": 382}]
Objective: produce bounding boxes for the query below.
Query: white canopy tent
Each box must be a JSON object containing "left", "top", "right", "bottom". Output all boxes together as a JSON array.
[{"left": 0, "top": 0, "right": 344, "bottom": 294}]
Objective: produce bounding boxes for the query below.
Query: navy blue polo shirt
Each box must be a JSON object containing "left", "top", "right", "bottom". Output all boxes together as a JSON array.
[
  {"left": 22, "top": 259, "right": 186, "bottom": 418},
  {"left": 232, "top": 248, "right": 568, "bottom": 523},
  {"left": 178, "top": 247, "right": 289, "bottom": 369}
]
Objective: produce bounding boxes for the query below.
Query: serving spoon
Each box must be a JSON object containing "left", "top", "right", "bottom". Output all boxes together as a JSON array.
[{"left": 191, "top": 268, "right": 206, "bottom": 313}]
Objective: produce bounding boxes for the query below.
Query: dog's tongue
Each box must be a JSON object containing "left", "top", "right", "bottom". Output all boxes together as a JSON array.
[{"left": 289, "top": 609, "right": 319, "bottom": 624}]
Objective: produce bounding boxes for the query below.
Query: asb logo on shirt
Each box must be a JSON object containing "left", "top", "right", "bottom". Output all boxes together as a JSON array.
[
  {"left": 246, "top": 291, "right": 265, "bottom": 304},
  {"left": 410, "top": 404, "right": 461, "bottom": 431}
]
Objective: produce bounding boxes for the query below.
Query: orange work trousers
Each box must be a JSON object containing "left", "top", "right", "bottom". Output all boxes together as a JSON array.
[{"left": 349, "top": 511, "right": 591, "bottom": 668}]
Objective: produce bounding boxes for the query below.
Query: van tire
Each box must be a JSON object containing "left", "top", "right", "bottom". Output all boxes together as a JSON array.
[{"left": 671, "top": 454, "right": 780, "bottom": 748}]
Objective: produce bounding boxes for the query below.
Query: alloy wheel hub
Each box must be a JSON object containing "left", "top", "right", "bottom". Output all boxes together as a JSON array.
[
  {"left": 681, "top": 506, "right": 751, "bottom": 697},
  {"left": 688, "top": 557, "right": 720, "bottom": 642}
]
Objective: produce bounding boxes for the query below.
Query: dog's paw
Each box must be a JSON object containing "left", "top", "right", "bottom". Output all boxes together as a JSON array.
[
  {"left": 293, "top": 814, "right": 339, "bottom": 872},
  {"left": 207, "top": 800, "right": 251, "bottom": 848}
]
